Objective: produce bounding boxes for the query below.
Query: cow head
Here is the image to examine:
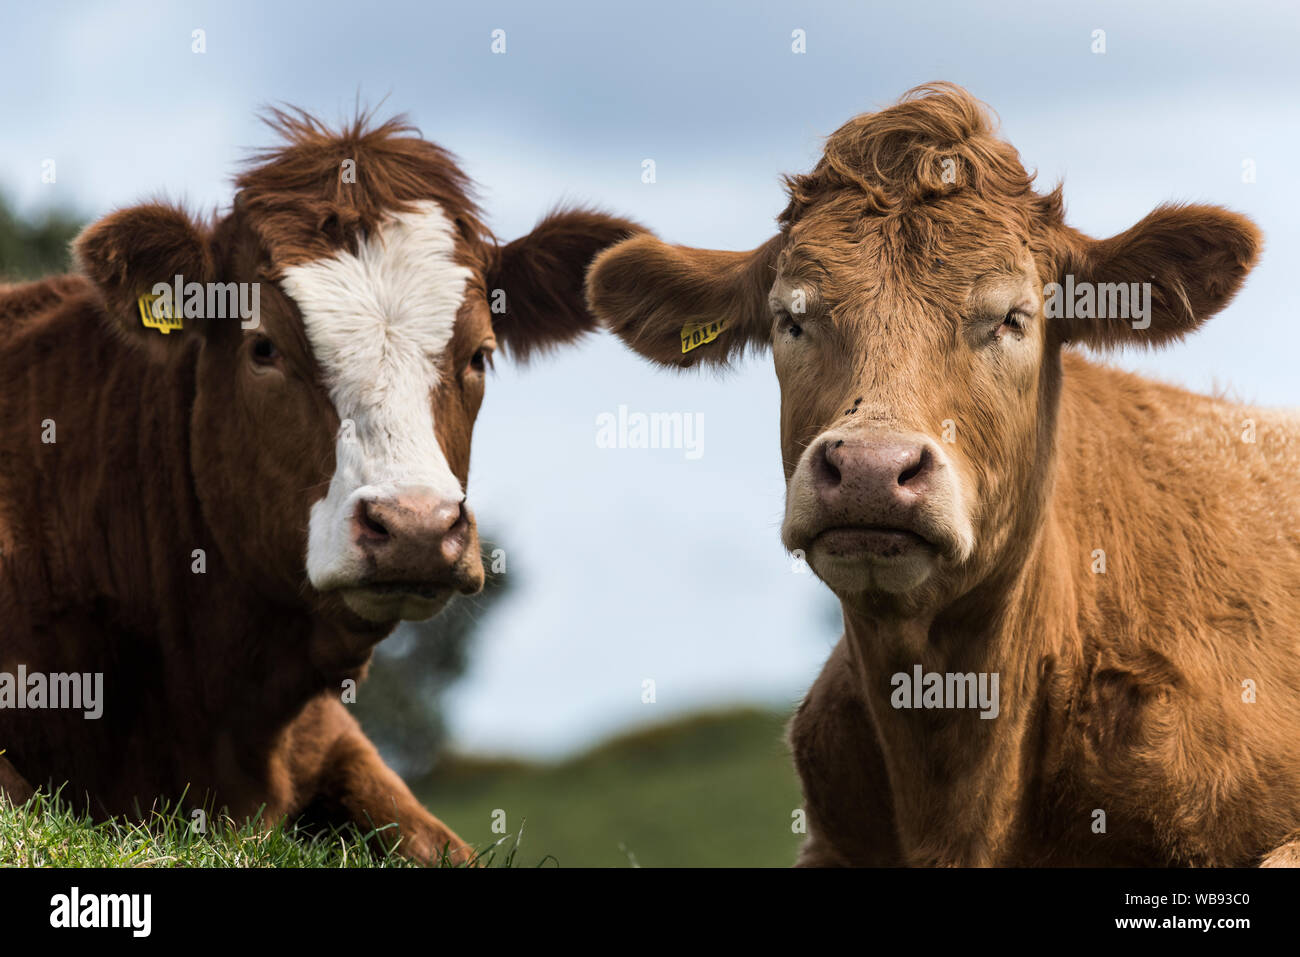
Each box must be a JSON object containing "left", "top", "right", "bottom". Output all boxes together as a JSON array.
[
  {"left": 75, "top": 109, "right": 639, "bottom": 626},
  {"left": 587, "top": 84, "right": 1260, "bottom": 619}
]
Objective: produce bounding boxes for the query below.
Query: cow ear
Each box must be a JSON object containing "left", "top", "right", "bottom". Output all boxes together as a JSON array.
[
  {"left": 1050, "top": 204, "right": 1261, "bottom": 349},
  {"left": 486, "top": 208, "right": 644, "bottom": 361},
  {"left": 73, "top": 202, "right": 214, "bottom": 357},
  {"left": 586, "top": 234, "right": 781, "bottom": 368}
]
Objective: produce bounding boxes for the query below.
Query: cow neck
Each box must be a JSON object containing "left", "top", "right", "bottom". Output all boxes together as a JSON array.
[
  {"left": 833, "top": 370, "right": 1077, "bottom": 865},
  {"left": 837, "top": 509, "right": 1073, "bottom": 857}
]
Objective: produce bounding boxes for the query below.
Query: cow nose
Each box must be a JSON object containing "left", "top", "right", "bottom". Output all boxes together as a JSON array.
[
  {"left": 353, "top": 495, "right": 469, "bottom": 571},
  {"left": 813, "top": 436, "right": 935, "bottom": 510}
]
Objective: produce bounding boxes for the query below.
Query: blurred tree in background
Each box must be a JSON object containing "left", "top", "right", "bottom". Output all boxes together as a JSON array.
[
  {"left": 0, "top": 193, "right": 82, "bottom": 280},
  {"left": 352, "top": 541, "right": 508, "bottom": 780}
]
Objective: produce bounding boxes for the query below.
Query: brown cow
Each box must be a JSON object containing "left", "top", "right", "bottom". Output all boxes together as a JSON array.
[
  {"left": 0, "top": 109, "right": 638, "bottom": 863},
  {"left": 587, "top": 84, "right": 1300, "bottom": 866}
]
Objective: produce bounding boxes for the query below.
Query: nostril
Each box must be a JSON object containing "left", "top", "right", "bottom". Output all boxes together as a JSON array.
[
  {"left": 358, "top": 501, "right": 390, "bottom": 540},
  {"left": 815, "top": 440, "right": 844, "bottom": 490},
  {"left": 438, "top": 502, "right": 471, "bottom": 563},
  {"left": 897, "top": 446, "right": 931, "bottom": 487}
]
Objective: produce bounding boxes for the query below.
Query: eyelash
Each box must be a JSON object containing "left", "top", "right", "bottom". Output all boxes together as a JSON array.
[{"left": 1001, "top": 309, "right": 1029, "bottom": 333}]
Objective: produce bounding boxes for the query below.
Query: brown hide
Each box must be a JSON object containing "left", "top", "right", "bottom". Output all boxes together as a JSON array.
[
  {"left": 0, "top": 111, "right": 640, "bottom": 863},
  {"left": 587, "top": 83, "right": 1300, "bottom": 866}
]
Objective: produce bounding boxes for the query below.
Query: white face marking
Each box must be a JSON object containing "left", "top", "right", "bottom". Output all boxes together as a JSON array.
[{"left": 279, "top": 200, "right": 472, "bottom": 592}]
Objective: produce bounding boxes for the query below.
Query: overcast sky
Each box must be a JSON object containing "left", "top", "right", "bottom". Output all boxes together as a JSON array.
[{"left": 3, "top": 0, "right": 1297, "bottom": 757}]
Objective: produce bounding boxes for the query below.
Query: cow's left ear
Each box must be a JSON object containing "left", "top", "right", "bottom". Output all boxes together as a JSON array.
[
  {"left": 1049, "top": 204, "right": 1261, "bottom": 349},
  {"left": 486, "top": 208, "right": 643, "bottom": 361},
  {"left": 73, "top": 202, "right": 214, "bottom": 357}
]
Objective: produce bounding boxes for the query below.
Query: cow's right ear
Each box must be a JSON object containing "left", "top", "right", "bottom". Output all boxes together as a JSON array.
[
  {"left": 73, "top": 202, "right": 213, "bottom": 356},
  {"left": 585, "top": 234, "right": 781, "bottom": 368}
]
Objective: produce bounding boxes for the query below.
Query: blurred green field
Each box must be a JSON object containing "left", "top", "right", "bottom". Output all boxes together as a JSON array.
[{"left": 419, "top": 708, "right": 806, "bottom": 867}]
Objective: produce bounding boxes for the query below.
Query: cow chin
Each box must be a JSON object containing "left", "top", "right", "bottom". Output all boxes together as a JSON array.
[
  {"left": 339, "top": 586, "right": 456, "bottom": 624},
  {"left": 810, "top": 541, "right": 941, "bottom": 596},
  {"left": 334, "top": 557, "right": 486, "bottom": 623}
]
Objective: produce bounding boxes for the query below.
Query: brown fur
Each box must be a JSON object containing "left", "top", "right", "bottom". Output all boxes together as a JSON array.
[
  {"left": 0, "top": 108, "right": 639, "bottom": 862},
  {"left": 587, "top": 83, "right": 1300, "bottom": 866}
]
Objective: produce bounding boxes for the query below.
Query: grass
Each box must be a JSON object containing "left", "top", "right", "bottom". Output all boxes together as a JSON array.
[
  {"left": 0, "top": 708, "right": 804, "bottom": 867},
  {"left": 0, "top": 789, "right": 531, "bottom": 867}
]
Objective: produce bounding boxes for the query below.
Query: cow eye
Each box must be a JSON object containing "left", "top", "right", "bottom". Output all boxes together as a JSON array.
[
  {"left": 251, "top": 336, "right": 279, "bottom": 364},
  {"left": 776, "top": 310, "right": 803, "bottom": 339},
  {"left": 469, "top": 344, "right": 494, "bottom": 373},
  {"left": 1001, "top": 309, "right": 1029, "bottom": 334}
]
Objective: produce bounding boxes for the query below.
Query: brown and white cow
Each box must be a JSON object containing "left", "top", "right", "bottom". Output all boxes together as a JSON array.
[
  {"left": 587, "top": 84, "right": 1300, "bottom": 866},
  {"left": 0, "top": 109, "right": 638, "bottom": 862}
]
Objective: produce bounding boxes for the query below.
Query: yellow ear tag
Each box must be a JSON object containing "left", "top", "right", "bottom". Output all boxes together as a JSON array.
[
  {"left": 680, "top": 318, "right": 727, "bottom": 354},
  {"left": 138, "top": 293, "right": 183, "bottom": 335}
]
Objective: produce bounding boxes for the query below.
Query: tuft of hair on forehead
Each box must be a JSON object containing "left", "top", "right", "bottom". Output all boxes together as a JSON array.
[
  {"left": 779, "top": 82, "right": 1061, "bottom": 230},
  {"left": 230, "top": 105, "right": 492, "bottom": 270}
]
